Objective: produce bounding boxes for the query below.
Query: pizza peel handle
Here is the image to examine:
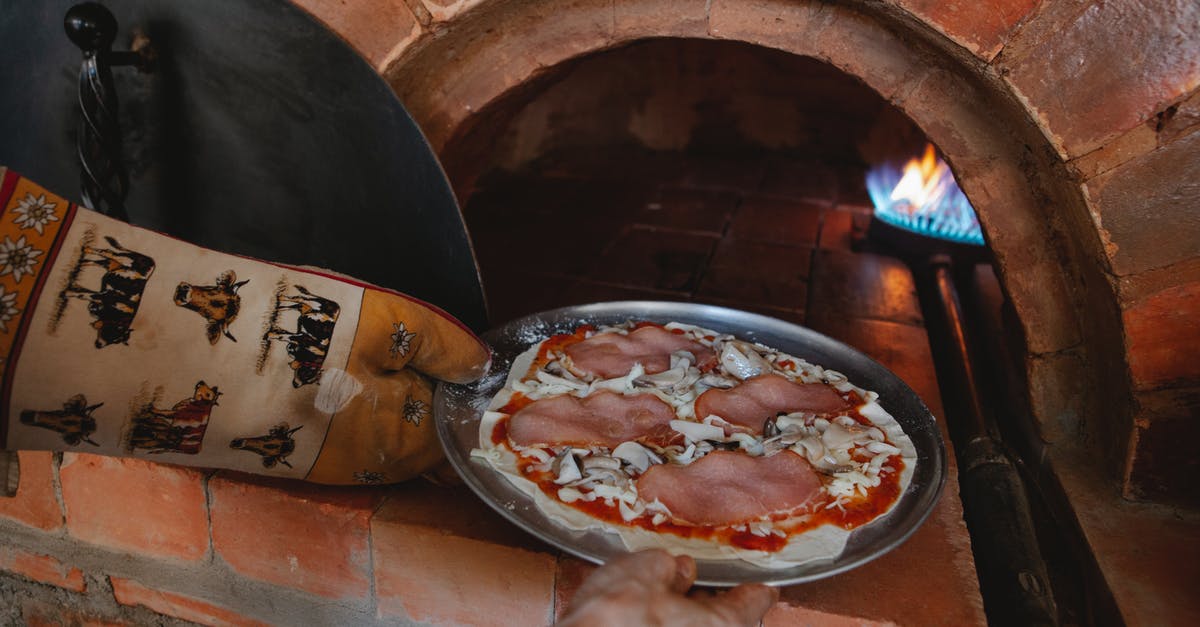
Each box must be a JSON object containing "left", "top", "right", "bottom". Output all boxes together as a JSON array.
[
  {"left": 434, "top": 301, "right": 947, "bottom": 586},
  {"left": 64, "top": 2, "right": 153, "bottom": 221}
]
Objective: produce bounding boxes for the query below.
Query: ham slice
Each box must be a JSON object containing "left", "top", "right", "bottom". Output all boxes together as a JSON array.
[
  {"left": 564, "top": 326, "right": 716, "bottom": 379},
  {"left": 637, "top": 450, "right": 821, "bottom": 526},
  {"left": 695, "top": 374, "right": 851, "bottom": 433},
  {"left": 508, "top": 390, "right": 677, "bottom": 448}
]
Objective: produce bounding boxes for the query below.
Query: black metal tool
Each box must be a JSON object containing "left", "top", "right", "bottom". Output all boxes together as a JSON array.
[
  {"left": 64, "top": 2, "right": 152, "bottom": 221},
  {"left": 922, "top": 256, "right": 1058, "bottom": 626},
  {"left": 861, "top": 220, "right": 1058, "bottom": 624},
  {"left": 0, "top": 451, "right": 16, "bottom": 498}
]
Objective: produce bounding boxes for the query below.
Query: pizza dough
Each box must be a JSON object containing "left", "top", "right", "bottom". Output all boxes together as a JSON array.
[{"left": 471, "top": 321, "right": 917, "bottom": 569}]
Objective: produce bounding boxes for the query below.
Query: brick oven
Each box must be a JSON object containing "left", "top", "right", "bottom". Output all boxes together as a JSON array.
[{"left": 1, "top": 1, "right": 1196, "bottom": 625}]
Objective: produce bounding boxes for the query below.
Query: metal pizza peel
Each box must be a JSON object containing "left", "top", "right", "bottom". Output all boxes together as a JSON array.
[{"left": 435, "top": 301, "right": 948, "bottom": 586}]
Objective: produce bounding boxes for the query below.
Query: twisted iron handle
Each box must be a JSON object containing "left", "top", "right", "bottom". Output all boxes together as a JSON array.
[{"left": 64, "top": 2, "right": 151, "bottom": 222}]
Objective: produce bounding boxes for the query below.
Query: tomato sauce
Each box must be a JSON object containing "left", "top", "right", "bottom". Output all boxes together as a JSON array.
[
  {"left": 533, "top": 325, "right": 594, "bottom": 369},
  {"left": 497, "top": 393, "right": 534, "bottom": 415},
  {"left": 729, "top": 530, "right": 789, "bottom": 552},
  {"left": 490, "top": 416, "right": 510, "bottom": 445}
]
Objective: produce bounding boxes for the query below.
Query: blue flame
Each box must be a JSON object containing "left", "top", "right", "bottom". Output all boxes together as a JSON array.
[{"left": 866, "top": 155, "right": 985, "bottom": 246}]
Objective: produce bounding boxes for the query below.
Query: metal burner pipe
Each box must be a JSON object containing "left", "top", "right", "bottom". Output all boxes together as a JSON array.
[{"left": 920, "top": 256, "right": 1058, "bottom": 626}]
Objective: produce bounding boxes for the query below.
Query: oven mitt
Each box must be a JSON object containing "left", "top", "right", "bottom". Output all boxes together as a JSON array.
[{"left": 0, "top": 167, "right": 489, "bottom": 484}]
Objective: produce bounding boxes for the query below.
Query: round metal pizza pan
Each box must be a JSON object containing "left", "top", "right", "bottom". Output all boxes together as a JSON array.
[{"left": 434, "top": 301, "right": 947, "bottom": 587}]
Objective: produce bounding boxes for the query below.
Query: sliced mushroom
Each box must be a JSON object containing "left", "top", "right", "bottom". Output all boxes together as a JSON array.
[
  {"left": 670, "top": 419, "right": 725, "bottom": 442},
  {"left": 569, "top": 466, "right": 628, "bottom": 488},
  {"left": 612, "top": 441, "right": 660, "bottom": 473},
  {"left": 763, "top": 414, "right": 782, "bottom": 438},
  {"left": 719, "top": 340, "right": 774, "bottom": 380},
  {"left": 552, "top": 450, "right": 582, "bottom": 485},
  {"left": 582, "top": 455, "right": 622, "bottom": 471},
  {"left": 697, "top": 374, "right": 738, "bottom": 390}
]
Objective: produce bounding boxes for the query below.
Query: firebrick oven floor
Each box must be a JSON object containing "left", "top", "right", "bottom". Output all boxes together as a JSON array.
[{"left": 462, "top": 151, "right": 986, "bottom": 625}]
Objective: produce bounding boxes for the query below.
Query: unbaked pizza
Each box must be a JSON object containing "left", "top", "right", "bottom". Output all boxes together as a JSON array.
[{"left": 471, "top": 321, "right": 917, "bottom": 568}]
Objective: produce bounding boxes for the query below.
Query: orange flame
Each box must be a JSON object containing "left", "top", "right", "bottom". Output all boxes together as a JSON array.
[
  {"left": 889, "top": 144, "right": 953, "bottom": 215},
  {"left": 866, "top": 142, "right": 984, "bottom": 245}
]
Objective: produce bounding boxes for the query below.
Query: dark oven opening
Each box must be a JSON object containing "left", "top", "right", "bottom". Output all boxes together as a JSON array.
[{"left": 448, "top": 37, "right": 1089, "bottom": 625}]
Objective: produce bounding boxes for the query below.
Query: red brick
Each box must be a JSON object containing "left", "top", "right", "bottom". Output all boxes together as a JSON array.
[
  {"left": 290, "top": 0, "right": 420, "bottom": 67},
  {"left": 634, "top": 189, "right": 739, "bottom": 235},
  {"left": 484, "top": 270, "right": 578, "bottom": 324},
  {"left": 0, "top": 451, "right": 62, "bottom": 531},
  {"left": 1054, "top": 449, "right": 1200, "bottom": 626},
  {"left": 764, "top": 602, "right": 897, "bottom": 627},
  {"left": 0, "top": 547, "right": 85, "bottom": 592},
  {"left": 806, "top": 250, "right": 924, "bottom": 326},
  {"left": 371, "top": 481, "right": 557, "bottom": 624},
  {"left": 758, "top": 161, "right": 838, "bottom": 204},
  {"left": 729, "top": 196, "right": 824, "bottom": 247},
  {"left": 1159, "top": 88, "right": 1200, "bottom": 145},
  {"left": 811, "top": 7, "right": 929, "bottom": 101},
  {"left": 1068, "top": 120, "right": 1158, "bottom": 180},
  {"left": 696, "top": 260, "right": 809, "bottom": 312},
  {"left": 615, "top": 0, "right": 707, "bottom": 38},
  {"left": 777, "top": 465, "right": 984, "bottom": 625},
  {"left": 1116, "top": 255, "right": 1200, "bottom": 304},
  {"left": 693, "top": 298, "right": 806, "bottom": 327},
  {"left": 1123, "top": 281, "right": 1200, "bottom": 389},
  {"left": 811, "top": 314, "right": 942, "bottom": 403},
  {"left": 410, "top": 0, "right": 613, "bottom": 149},
  {"left": 1126, "top": 387, "right": 1200, "bottom": 505},
  {"left": 567, "top": 280, "right": 690, "bottom": 305},
  {"left": 894, "top": 0, "right": 1040, "bottom": 61},
  {"left": 373, "top": 480, "right": 551, "bottom": 548},
  {"left": 940, "top": 151, "right": 1085, "bottom": 355},
  {"left": 672, "top": 157, "right": 769, "bottom": 194},
  {"left": 59, "top": 454, "right": 208, "bottom": 561},
  {"left": 1085, "top": 129, "right": 1200, "bottom": 276},
  {"left": 711, "top": 237, "right": 814, "bottom": 279},
  {"left": 111, "top": 577, "right": 268, "bottom": 627},
  {"left": 818, "top": 207, "right": 868, "bottom": 252},
  {"left": 517, "top": 0, "right": 615, "bottom": 70},
  {"left": 419, "top": 0, "right": 488, "bottom": 23},
  {"left": 1024, "top": 349, "right": 1087, "bottom": 443},
  {"left": 384, "top": 1, "right": 532, "bottom": 149},
  {"left": 587, "top": 229, "right": 718, "bottom": 293},
  {"left": 999, "top": 0, "right": 1200, "bottom": 158},
  {"left": 209, "top": 472, "right": 382, "bottom": 600}
]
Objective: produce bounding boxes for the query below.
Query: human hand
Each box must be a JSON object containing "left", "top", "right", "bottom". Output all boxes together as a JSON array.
[
  {"left": 558, "top": 549, "right": 778, "bottom": 627},
  {"left": 0, "top": 167, "right": 489, "bottom": 484}
]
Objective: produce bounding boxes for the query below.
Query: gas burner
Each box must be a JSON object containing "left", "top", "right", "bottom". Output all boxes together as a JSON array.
[{"left": 866, "top": 144, "right": 984, "bottom": 247}]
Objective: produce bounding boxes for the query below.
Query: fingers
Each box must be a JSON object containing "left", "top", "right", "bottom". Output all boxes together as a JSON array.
[
  {"left": 620, "top": 549, "right": 695, "bottom": 592},
  {"left": 700, "top": 583, "right": 779, "bottom": 626},
  {"left": 563, "top": 550, "right": 775, "bottom": 627},
  {"left": 669, "top": 555, "right": 697, "bottom": 594},
  {"left": 356, "top": 289, "right": 490, "bottom": 384},
  {"left": 574, "top": 549, "right": 693, "bottom": 601}
]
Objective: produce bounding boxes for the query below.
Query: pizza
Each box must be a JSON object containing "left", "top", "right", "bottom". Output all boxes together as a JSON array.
[{"left": 471, "top": 321, "right": 917, "bottom": 568}]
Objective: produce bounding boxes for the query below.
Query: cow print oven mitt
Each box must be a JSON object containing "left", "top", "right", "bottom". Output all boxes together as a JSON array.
[{"left": 0, "top": 167, "right": 490, "bottom": 485}]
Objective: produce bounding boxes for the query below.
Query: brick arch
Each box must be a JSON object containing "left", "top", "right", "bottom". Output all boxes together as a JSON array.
[{"left": 373, "top": 0, "right": 1151, "bottom": 480}]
